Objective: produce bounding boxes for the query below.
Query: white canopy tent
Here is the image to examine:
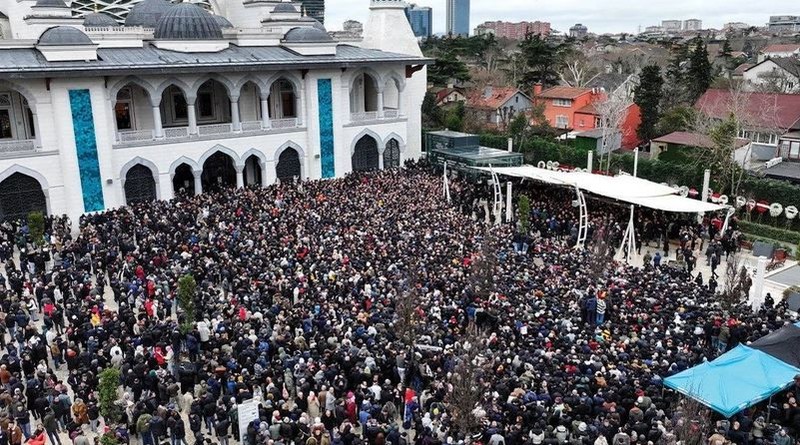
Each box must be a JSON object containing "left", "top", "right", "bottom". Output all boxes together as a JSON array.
[
  {"left": 478, "top": 165, "right": 726, "bottom": 213},
  {"left": 476, "top": 164, "right": 729, "bottom": 262}
]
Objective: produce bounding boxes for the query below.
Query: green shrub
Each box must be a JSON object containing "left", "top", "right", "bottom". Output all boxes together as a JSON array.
[
  {"left": 27, "top": 211, "right": 45, "bottom": 247},
  {"left": 177, "top": 275, "right": 197, "bottom": 333},
  {"left": 98, "top": 367, "right": 122, "bottom": 425},
  {"left": 738, "top": 220, "right": 800, "bottom": 246},
  {"left": 518, "top": 195, "right": 531, "bottom": 234}
]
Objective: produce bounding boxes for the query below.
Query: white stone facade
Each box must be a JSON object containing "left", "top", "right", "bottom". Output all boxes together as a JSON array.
[{"left": 0, "top": 0, "right": 428, "bottom": 222}]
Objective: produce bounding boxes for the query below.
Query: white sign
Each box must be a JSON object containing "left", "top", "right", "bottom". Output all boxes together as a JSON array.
[{"left": 237, "top": 399, "right": 260, "bottom": 441}]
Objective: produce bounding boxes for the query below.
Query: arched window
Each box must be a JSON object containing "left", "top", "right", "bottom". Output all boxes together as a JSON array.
[
  {"left": 383, "top": 139, "right": 401, "bottom": 169},
  {"left": 124, "top": 164, "right": 156, "bottom": 205},
  {"left": 276, "top": 148, "right": 301, "bottom": 182},
  {"left": 0, "top": 172, "right": 46, "bottom": 221},
  {"left": 173, "top": 163, "right": 195, "bottom": 196},
  {"left": 201, "top": 151, "right": 236, "bottom": 191},
  {"left": 352, "top": 136, "right": 379, "bottom": 172}
]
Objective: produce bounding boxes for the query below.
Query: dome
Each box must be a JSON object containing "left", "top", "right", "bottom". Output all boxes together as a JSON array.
[
  {"left": 154, "top": 3, "right": 223, "bottom": 40},
  {"left": 125, "top": 0, "right": 173, "bottom": 28},
  {"left": 211, "top": 14, "right": 234, "bottom": 29},
  {"left": 283, "top": 26, "right": 332, "bottom": 43},
  {"left": 37, "top": 26, "right": 94, "bottom": 46},
  {"left": 272, "top": 3, "right": 299, "bottom": 13},
  {"left": 83, "top": 12, "right": 120, "bottom": 27},
  {"left": 33, "top": 0, "right": 67, "bottom": 7},
  {"left": 310, "top": 19, "right": 326, "bottom": 31}
]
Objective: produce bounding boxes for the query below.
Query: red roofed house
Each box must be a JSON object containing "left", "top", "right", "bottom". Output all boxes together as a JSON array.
[
  {"left": 649, "top": 131, "right": 751, "bottom": 160},
  {"left": 465, "top": 86, "right": 533, "bottom": 129},
  {"left": 696, "top": 89, "right": 800, "bottom": 182},
  {"left": 533, "top": 84, "right": 642, "bottom": 150},
  {"left": 758, "top": 44, "right": 800, "bottom": 62},
  {"left": 432, "top": 86, "right": 466, "bottom": 107}
]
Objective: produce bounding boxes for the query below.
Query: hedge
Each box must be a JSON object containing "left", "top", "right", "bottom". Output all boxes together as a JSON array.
[{"left": 737, "top": 220, "right": 800, "bottom": 246}]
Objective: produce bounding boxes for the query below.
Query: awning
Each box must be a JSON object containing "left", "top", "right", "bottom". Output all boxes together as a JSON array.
[
  {"left": 479, "top": 165, "right": 727, "bottom": 213},
  {"left": 663, "top": 345, "right": 800, "bottom": 418}
]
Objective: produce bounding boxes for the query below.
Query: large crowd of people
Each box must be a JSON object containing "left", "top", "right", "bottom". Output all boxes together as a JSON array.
[{"left": 0, "top": 162, "right": 795, "bottom": 445}]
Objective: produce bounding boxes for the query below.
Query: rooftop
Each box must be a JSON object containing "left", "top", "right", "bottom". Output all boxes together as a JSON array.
[
  {"left": 465, "top": 86, "right": 524, "bottom": 110},
  {"left": 765, "top": 161, "right": 800, "bottom": 181},
  {"left": 696, "top": 89, "right": 800, "bottom": 131},
  {"left": 761, "top": 44, "right": 800, "bottom": 53},
  {"left": 537, "top": 85, "right": 593, "bottom": 100},
  {"left": 652, "top": 131, "right": 750, "bottom": 150},
  {"left": 0, "top": 44, "right": 430, "bottom": 77}
]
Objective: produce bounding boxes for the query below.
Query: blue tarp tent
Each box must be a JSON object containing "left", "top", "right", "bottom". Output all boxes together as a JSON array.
[{"left": 663, "top": 345, "right": 800, "bottom": 418}]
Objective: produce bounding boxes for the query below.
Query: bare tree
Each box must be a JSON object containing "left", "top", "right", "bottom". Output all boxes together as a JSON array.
[
  {"left": 753, "top": 69, "right": 800, "bottom": 94},
  {"left": 693, "top": 82, "right": 783, "bottom": 195},
  {"left": 595, "top": 93, "right": 633, "bottom": 172},
  {"left": 672, "top": 396, "right": 713, "bottom": 445},
  {"left": 446, "top": 331, "right": 487, "bottom": 442},
  {"left": 719, "top": 252, "right": 748, "bottom": 310},
  {"left": 559, "top": 52, "right": 602, "bottom": 88}
]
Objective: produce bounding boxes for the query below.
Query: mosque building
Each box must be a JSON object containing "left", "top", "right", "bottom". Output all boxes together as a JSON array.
[{"left": 0, "top": 0, "right": 428, "bottom": 221}]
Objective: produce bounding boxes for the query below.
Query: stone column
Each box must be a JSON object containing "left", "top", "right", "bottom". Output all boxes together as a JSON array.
[
  {"left": 295, "top": 90, "right": 304, "bottom": 126},
  {"left": 152, "top": 104, "right": 164, "bottom": 139},
  {"left": 260, "top": 95, "right": 271, "bottom": 129},
  {"left": 377, "top": 90, "right": 385, "bottom": 119},
  {"left": 230, "top": 95, "right": 241, "bottom": 132},
  {"left": 193, "top": 170, "right": 203, "bottom": 196},
  {"left": 235, "top": 164, "right": 244, "bottom": 188},
  {"left": 397, "top": 87, "right": 404, "bottom": 116},
  {"left": 187, "top": 98, "right": 198, "bottom": 135},
  {"left": 31, "top": 112, "right": 41, "bottom": 148}
]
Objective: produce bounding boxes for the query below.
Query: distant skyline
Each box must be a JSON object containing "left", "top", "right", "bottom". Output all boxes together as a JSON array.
[{"left": 325, "top": 0, "right": 797, "bottom": 35}]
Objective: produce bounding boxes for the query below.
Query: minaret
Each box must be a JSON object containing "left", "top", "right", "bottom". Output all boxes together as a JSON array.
[{"left": 362, "top": 0, "right": 426, "bottom": 159}]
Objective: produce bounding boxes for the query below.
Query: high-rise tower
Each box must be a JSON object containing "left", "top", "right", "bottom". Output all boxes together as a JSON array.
[{"left": 445, "top": 0, "right": 469, "bottom": 36}]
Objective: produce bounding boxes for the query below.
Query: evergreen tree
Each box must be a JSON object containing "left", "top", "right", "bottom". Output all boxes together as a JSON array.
[
  {"left": 687, "top": 37, "right": 713, "bottom": 102},
  {"left": 428, "top": 51, "right": 471, "bottom": 87},
  {"left": 633, "top": 65, "right": 664, "bottom": 142},
  {"left": 518, "top": 33, "right": 566, "bottom": 90},
  {"left": 720, "top": 39, "right": 734, "bottom": 72}
]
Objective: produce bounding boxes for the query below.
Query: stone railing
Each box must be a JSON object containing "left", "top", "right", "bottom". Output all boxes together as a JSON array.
[
  {"left": 271, "top": 118, "right": 300, "bottom": 129},
  {"left": 197, "top": 123, "right": 233, "bottom": 136},
  {"left": 115, "top": 119, "right": 304, "bottom": 147},
  {"left": 117, "top": 129, "right": 155, "bottom": 143},
  {"left": 0, "top": 139, "right": 36, "bottom": 155}
]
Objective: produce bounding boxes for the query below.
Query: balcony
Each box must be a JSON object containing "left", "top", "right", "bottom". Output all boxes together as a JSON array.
[
  {"left": 0, "top": 139, "right": 38, "bottom": 156},
  {"left": 115, "top": 119, "right": 302, "bottom": 147},
  {"left": 348, "top": 110, "right": 404, "bottom": 125}
]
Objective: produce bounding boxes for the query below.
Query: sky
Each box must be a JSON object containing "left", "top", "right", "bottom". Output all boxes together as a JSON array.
[{"left": 325, "top": 0, "right": 796, "bottom": 35}]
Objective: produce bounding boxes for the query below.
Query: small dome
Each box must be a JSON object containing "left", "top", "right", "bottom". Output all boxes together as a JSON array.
[
  {"left": 272, "top": 3, "right": 298, "bottom": 13},
  {"left": 310, "top": 19, "right": 326, "bottom": 31},
  {"left": 83, "top": 12, "right": 120, "bottom": 27},
  {"left": 125, "top": 0, "right": 173, "bottom": 28},
  {"left": 283, "top": 26, "right": 332, "bottom": 43},
  {"left": 38, "top": 26, "right": 94, "bottom": 46},
  {"left": 33, "top": 0, "right": 67, "bottom": 7},
  {"left": 154, "top": 2, "right": 223, "bottom": 40},
  {"left": 211, "top": 14, "right": 234, "bottom": 29}
]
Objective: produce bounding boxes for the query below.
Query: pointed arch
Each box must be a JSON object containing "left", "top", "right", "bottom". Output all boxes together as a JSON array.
[
  {"left": 383, "top": 71, "right": 406, "bottom": 92},
  {"left": 0, "top": 80, "right": 41, "bottom": 114},
  {"left": 191, "top": 74, "right": 237, "bottom": 98},
  {"left": 265, "top": 71, "right": 304, "bottom": 95},
  {"left": 273, "top": 140, "right": 306, "bottom": 162},
  {"left": 169, "top": 156, "right": 200, "bottom": 177},
  {"left": 381, "top": 132, "right": 406, "bottom": 153},
  {"left": 109, "top": 76, "right": 157, "bottom": 105},
  {"left": 155, "top": 78, "right": 194, "bottom": 102},
  {"left": 0, "top": 164, "right": 50, "bottom": 217},
  {"left": 350, "top": 128, "right": 383, "bottom": 155},
  {"left": 348, "top": 68, "right": 384, "bottom": 92},
  {"left": 119, "top": 156, "right": 161, "bottom": 200},
  {"left": 240, "top": 147, "right": 268, "bottom": 165},
  {"left": 234, "top": 76, "right": 270, "bottom": 98},
  {"left": 199, "top": 144, "right": 241, "bottom": 168}
]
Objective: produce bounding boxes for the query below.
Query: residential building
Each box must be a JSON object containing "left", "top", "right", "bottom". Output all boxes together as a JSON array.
[
  {"left": 569, "top": 23, "right": 588, "bottom": 39},
  {"left": 301, "top": 0, "right": 325, "bottom": 24},
  {"left": 661, "top": 20, "right": 682, "bottom": 32},
  {"left": 696, "top": 89, "right": 800, "bottom": 181},
  {"left": 0, "top": 0, "right": 429, "bottom": 222},
  {"left": 446, "top": 0, "right": 469, "bottom": 37},
  {"left": 431, "top": 86, "right": 466, "bottom": 107},
  {"left": 724, "top": 22, "right": 750, "bottom": 31},
  {"left": 473, "top": 20, "right": 550, "bottom": 40},
  {"left": 533, "top": 84, "right": 641, "bottom": 150},
  {"left": 758, "top": 44, "right": 800, "bottom": 62},
  {"left": 465, "top": 86, "right": 533, "bottom": 129},
  {"left": 768, "top": 15, "right": 800, "bottom": 34},
  {"left": 743, "top": 58, "right": 800, "bottom": 93},
  {"left": 649, "top": 131, "right": 750, "bottom": 161},
  {"left": 405, "top": 4, "right": 433, "bottom": 38},
  {"left": 683, "top": 19, "right": 702, "bottom": 31}
]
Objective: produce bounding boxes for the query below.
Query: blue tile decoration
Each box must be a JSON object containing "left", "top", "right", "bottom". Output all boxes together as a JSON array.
[
  {"left": 317, "top": 79, "right": 335, "bottom": 178},
  {"left": 68, "top": 89, "right": 105, "bottom": 212}
]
